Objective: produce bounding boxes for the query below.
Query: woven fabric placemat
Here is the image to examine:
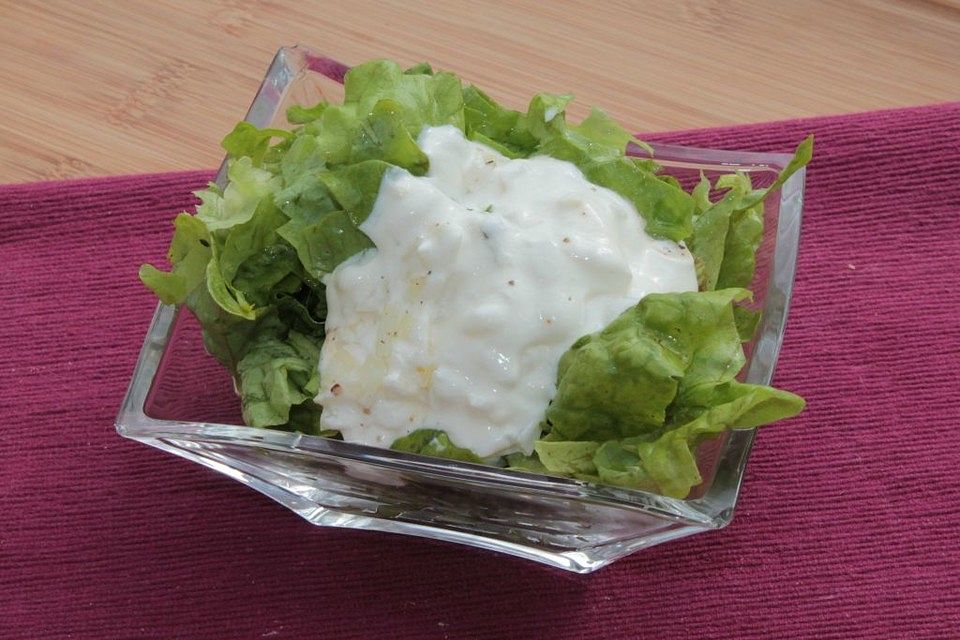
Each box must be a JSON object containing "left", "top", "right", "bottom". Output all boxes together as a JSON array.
[{"left": 2, "top": 103, "right": 958, "bottom": 639}]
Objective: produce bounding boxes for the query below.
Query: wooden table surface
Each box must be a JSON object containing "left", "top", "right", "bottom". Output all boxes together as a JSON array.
[{"left": 1, "top": 0, "right": 957, "bottom": 183}]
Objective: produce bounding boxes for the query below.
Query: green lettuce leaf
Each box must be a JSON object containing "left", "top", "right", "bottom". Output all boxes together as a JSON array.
[
  {"left": 733, "top": 306, "right": 761, "bottom": 343},
  {"left": 318, "top": 160, "right": 394, "bottom": 224},
  {"left": 462, "top": 85, "right": 538, "bottom": 156},
  {"left": 523, "top": 92, "right": 573, "bottom": 140},
  {"left": 274, "top": 135, "right": 338, "bottom": 220},
  {"left": 358, "top": 100, "right": 430, "bottom": 173},
  {"left": 205, "top": 249, "right": 259, "bottom": 320},
  {"left": 194, "top": 157, "right": 279, "bottom": 231},
  {"left": 342, "top": 59, "right": 464, "bottom": 132},
  {"left": 582, "top": 159, "right": 694, "bottom": 241},
  {"left": 216, "top": 200, "right": 287, "bottom": 283},
  {"left": 504, "top": 451, "right": 551, "bottom": 474},
  {"left": 691, "top": 172, "right": 712, "bottom": 214},
  {"left": 286, "top": 102, "right": 329, "bottom": 125},
  {"left": 573, "top": 107, "right": 654, "bottom": 156},
  {"left": 689, "top": 136, "right": 813, "bottom": 292},
  {"left": 404, "top": 62, "right": 434, "bottom": 75},
  {"left": 739, "top": 135, "right": 814, "bottom": 210},
  {"left": 545, "top": 288, "right": 804, "bottom": 498},
  {"left": 236, "top": 327, "right": 323, "bottom": 427},
  {"left": 230, "top": 243, "right": 303, "bottom": 309},
  {"left": 593, "top": 440, "right": 655, "bottom": 489},
  {"left": 277, "top": 210, "right": 374, "bottom": 280},
  {"left": 716, "top": 176, "right": 765, "bottom": 292},
  {"left": 535, "top": 440, "right": 600, "bottom": 475},
  {"left": 688, "top": 194, "right": 735, "bottom": 291},
  {"left": 685, "top": 138, "right": 811, "bottom": 340},
  {"left": 390, "top": 429, "right": 483, "bottom": 463},
  {"left": 604, "top": 381, "right": 804, "bottom": 498},
  {"left": 546, "top": 289, "right": 749, "bottom": 442},
  {"left": 221, "top": 122, "right": 292, "bottom": 165},
  {"left": 139, "top": 213, "right": 211, "bottom": 304},
  {"left": 300, "top": 104, "right": 424, "bottom": 171}
]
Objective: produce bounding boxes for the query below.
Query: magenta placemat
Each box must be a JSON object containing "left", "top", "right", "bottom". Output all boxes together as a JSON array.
[{"left": 2, "top": 103, "right": 959, "bottom": 639}]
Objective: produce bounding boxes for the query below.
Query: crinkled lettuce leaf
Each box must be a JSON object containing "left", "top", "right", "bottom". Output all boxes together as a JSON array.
[
  {"left": 689, "top": 136, "right": 813, "bottom": 293},
  {"left": 236, "top": 325, "right": 322, "bottom": 426},
  {"left": 592, "top": 380, "right": 804, "bottom": 498},
  {"left": 546, "top": 288, "right": 749, "bottom": 441},
  {"left": 686, "top": 137, "right": 811, "bottom": 341},
  {"left": 526, "top": 288, "right": 805, "bottom": 498},
  {"left": 194, "top": 157, "right": 279, "bottom": 231},
  {"left": 573, "top": 108, "right": 654, "bottom": 156},
  {"left": 342, "top": 59, "right": 465, "bottom": 133},
  {"left": 277, "top": 209, "right": 374, "bottom": 280},
  {"left": 391, "top": 429, "right": 483, "bottom": 463},
  {"left": 535, "top": 440, "right": 601, "bottom": 476},
  {"left": 139, "top": 213, "right": 211, "bottom": 304},
  {"left": 462, "top": 85, "right": 538, "bottom": 156},
  {"left": 221, "top": 122, "right": 292, "bottom": 165}
]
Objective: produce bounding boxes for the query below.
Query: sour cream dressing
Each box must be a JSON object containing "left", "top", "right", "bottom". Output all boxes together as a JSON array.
[{"left": 316, "top": 125, "right": 696, "bottom": 458}]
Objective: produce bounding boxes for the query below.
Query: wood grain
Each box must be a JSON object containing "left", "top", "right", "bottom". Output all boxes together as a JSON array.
[{"left": 0, "top": 0, "right": 957, "bottom": 183}]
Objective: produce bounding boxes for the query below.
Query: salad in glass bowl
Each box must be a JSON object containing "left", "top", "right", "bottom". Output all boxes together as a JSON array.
[{"left": 120, "top": 46, "right": 810, "bottom": 572}]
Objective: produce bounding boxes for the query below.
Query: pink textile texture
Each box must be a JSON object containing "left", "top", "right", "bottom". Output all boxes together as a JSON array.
[{"left": 2, "top": 103, "right": 959, "bottom": 639}]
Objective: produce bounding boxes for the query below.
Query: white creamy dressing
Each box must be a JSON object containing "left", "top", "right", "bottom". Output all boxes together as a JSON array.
[{"left": 316, "top": 125, "right": 697, "bottom": 458}]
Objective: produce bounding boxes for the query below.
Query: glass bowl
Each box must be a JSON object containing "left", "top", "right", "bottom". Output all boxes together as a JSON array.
[{"left": 116, "top": 45, "right": 805, "bottom": 573}]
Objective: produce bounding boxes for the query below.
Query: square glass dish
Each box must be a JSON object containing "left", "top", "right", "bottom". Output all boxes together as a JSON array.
[{"left": 116, "top": 45, "right": 805, "bottom": 573}]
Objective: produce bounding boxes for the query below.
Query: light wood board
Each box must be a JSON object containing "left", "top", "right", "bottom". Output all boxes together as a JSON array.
[{"left": 1, "top": 0, "right": 957, "bottom": 182}]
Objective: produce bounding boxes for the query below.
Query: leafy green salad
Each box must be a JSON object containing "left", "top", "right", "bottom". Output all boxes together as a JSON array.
[{"left": 141, "top": 59, "right": 811, "bottom": 499}]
